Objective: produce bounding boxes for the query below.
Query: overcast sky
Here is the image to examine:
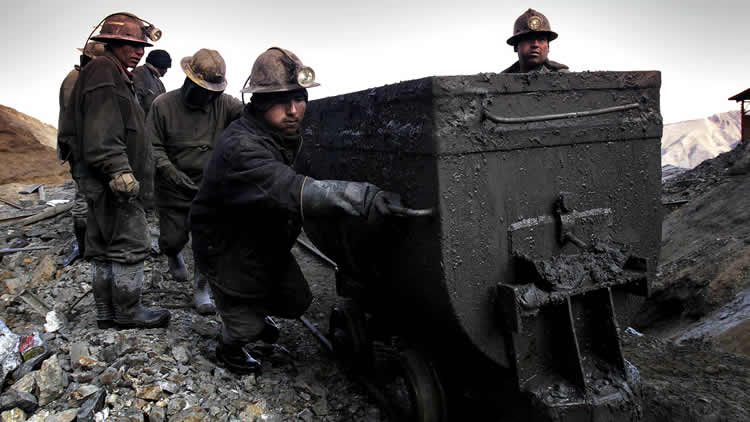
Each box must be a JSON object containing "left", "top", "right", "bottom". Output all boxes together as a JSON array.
[{"left": 1, "top": 0, "right": 748, "bottom": 126}]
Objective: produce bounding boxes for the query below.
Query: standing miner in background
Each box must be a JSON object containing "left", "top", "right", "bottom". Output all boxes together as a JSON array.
[
  {"left": 190, "top": 47, "right": 411, "bottom": 374},
  {"left": 146, "top": 48, "right": 243, "bottom": 314},
  {"left": 133, "top": 49, "right": 170, "bottom": 116},
  {"left": 502, "top": 8, "right": 569, "bottom": 74},
  {"left": 63, "top": 12, "right": 170, "bottom": 329},
  {"left": 57, "top": 41, "right": 106, "bottom": 263}
]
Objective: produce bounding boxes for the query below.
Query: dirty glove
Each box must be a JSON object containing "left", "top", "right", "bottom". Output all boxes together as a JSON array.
[
  {"left": 160, "top": 165, "right": 198, "bottom": 192},
  {"left": 109, "top": 172, "right": 139, "bottom": 199},
  {"left": 301, "top": 179, "right": 405, "bottom": 221}
]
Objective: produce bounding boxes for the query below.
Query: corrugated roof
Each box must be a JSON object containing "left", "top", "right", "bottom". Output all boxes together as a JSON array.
[{"left": 729, "top": 87, "right": 750, "bottom": 101}]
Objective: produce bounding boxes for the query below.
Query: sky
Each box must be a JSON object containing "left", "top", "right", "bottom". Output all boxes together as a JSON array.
[{"left": 1, "top": 0, "right": 748, "bottom": 127}]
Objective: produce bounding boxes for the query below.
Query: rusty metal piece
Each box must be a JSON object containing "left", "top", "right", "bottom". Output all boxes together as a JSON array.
[
  {"left": 0, "top": 197, "right": 22, "bottom": 209},
  {"left": 19, "top": 184, "right": 43, "bottom": 194},
  {"left": 483, "top": 102, "right": 640, "bottom": 124}
]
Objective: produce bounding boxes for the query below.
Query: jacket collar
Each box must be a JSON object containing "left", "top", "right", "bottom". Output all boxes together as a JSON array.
[{"left": 145, "top": 63, "right": 161, "bottom": 77}]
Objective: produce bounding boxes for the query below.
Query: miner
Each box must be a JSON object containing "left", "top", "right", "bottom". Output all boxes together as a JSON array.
[
  {"left": 146, "top": 48, "right": 243, "bottom": 314},
  {"left": 190, "top": 47, "right": 409, "bottom": 374},
  {"left": 64, "top": 13, "right": 170, "bottom": 329},
  {"left": 502, "top": 8, "right": 569, "bottom": 73},
  {"left": 133, "top": 49, "right": 170, "bottom": 115},
  {"left": 57, "top": 41, "right": 106, "bottom": 263}
]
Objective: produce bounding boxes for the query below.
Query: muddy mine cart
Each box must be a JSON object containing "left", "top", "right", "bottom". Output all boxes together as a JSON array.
[{"left": 297, "top": 71, "right": 662, "bottom": 421}]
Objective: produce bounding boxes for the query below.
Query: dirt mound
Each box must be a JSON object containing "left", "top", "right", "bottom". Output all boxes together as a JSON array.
[
  {"left": 0, "top": 105, "right": 69, "bottom": 185},
  {"left": 636, "top": 139, "right": 750, "bottom": 357}
]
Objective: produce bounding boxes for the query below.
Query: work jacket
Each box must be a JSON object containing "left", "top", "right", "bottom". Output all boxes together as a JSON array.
[
  {"left": 501, "top": 59, "right": 569, "bottom": 73},
  {"left": 63, "top": 51, "right": 154, "bottom": 203},
  {"left": 132, "top": 63, "right": 166, "bottom": 116},
  {"left": 57, "top": 66, "right": 79, "bottom": 164},
  {"left": 146, "top": 89, "right": 243, "bottom": 207},
  {"left": 191, "top": 106, "right": 306, "bottom": 298}
]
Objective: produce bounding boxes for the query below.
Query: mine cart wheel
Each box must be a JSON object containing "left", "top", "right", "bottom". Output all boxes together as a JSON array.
[
  {"left": 397, "top": 348, "right": 448, "bottom": 422},
  {"left": 328, "top": 301, "right": 373, "bottom": 372}
]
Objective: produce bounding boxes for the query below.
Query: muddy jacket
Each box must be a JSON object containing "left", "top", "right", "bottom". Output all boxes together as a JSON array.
[
  {"left": 501, "top": 59, "right": 569, "bottom": 73},
  {"left": 191, "top": 107, "right": 306, "bottom": 298},
  {"left": 147, "top": 90, "right": 243, "bottom": 207},
  {"left": 132, "top": 63, "right": 165, "bottom": 116},
  {"left": 64, "top": 51, "right": 154, "bottom": 202},
  {"left": 57, "top": 66, "right": 79, "bottom": 164}
]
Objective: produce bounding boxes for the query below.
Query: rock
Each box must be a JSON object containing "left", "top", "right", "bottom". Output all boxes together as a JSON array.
[
  {"left": 43, "top": 408, "right": 78, "bottom": 422},
  {"left": 147, "top": 405, "right": 166, "bottom": 422},
  {"left": 297, "top": 408, "right": 314, "bottom": 422},
  {"left": 76, "top": 390, "right": 106, "bottom": 422},
  {"left": 171, "top": 407, "right": 209, "bottom": 422},
  {"left": 239, "top": 403, "right": 264, "bottom": 420},
  {"left": 190, "top": 319, "right": 220, "bottom": 338},
  {"left": 8, "top": 372, "right": 35, "bottom": 394},
  {"left": 2, "top": 279, "right": 25, "bottom": 295},
  {"left": 135, "top": 384, "right": 164, "bottom": 401},
  {"left": 242, "top": 373, "right": 256, "bottom": 391},
  {"left": 34, "top": 354, "right": 63, "bottom": 406},
  {"left": 156, "top": 380, "right": 179, "bottom": 394},
  {"left": 167, "top": 398, "right": 188, "bottom": 416},
  {"left": 171, "top": 346, "right": 190, "bottom": 365},
  {"left": 29, "top": 255, "right": 56, "bottom": 286},
  {"left": 24, "top": 410, "right": 50, "bottom": 422},
  {"left": 112, "top": 407, "right": 144, "bottom": 421},
  {"left": 0, "top": 390, "right": 37, "bottom": 414},
  {"left": 0, "top": 408, "right": 25, "bottom": 422},
  {"left": 0, "top": 331, "right": 21, "bottom": 388},
  {"left": 69, "top": 342, "right": 91, "bottom": 370},
  {"left": 97, "top": 366, "right": 121, "bottom": 386},
  {"left": 71, "top": 384, "right": 99, "bottom": 401}
]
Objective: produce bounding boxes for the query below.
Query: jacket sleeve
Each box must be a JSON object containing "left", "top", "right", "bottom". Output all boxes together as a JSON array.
[
  {"left": 132, "top": 68, "right": 152, "bottom": 115},
  {"left": 146, "top": 99, "right": 172, "bottom": 171},
  {"left": 222, "top": 136, "right": 305, "bottom": 216},
  {"left": 225, "top": 95, "right": 245, "bottom": 126},
  {"left": 81, "top": 84, "right": 133, "bottom": 177}
]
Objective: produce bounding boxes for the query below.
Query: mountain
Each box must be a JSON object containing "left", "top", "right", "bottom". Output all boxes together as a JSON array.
[
  {"left": 0, "top": 104, "right": 69, "bottom": 185},
  {"left": 661, "top": 111, "right": 741, "bottom": 169}
]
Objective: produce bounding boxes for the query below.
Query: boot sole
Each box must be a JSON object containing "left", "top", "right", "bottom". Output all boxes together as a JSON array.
[
  {"left": 97, "top": 320, "right": 116, "bottom": 329},
  {"left": 219, "top": 357, "right": 262, "bottom": 375},
  {"left": 114, "top": 313, "right": 170, "bottom": 329}
]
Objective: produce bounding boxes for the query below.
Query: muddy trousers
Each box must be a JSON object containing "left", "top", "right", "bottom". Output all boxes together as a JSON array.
[
  {"left": 209, "top": 258, "right": 312, "bottom": 344},
  {"left": 71, "top": 179, "right": 88, "bottom": 221},
  {"left": 157, "top": 204, "right": 190, "bottom": 257}
]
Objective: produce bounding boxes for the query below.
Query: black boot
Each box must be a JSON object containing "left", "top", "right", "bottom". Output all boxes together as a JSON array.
[
  {"left": 74, "top": 218, "right": 87, "bottom": 258},
  {"left": 112, "top": 261, "right": 170, "bottom": 328},
  {"left": 92, "top": 261, "right": 115, "bottom": 329},
  {"left": 216, "top": 339, "right": 261, "bottom": 375},
  {"left": 259, "top": 317, "right": 280, "bottom": 344},
  {"left": 168, "top": 252, "right": 188, "bottom": 283}
]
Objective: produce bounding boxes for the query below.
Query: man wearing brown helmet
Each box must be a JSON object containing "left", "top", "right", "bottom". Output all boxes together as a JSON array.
[
  {"left": 63, "top": 12, "right": 170, "bottom": 329},
  {"left": 146, "top": 48, "right": 243, "bottom": 314},
  {"left": 190, "top": 47, "right": 410, "bottom": 374},
  {"left": 57, "top": 41, "right": 106, "bottom": 264},
  {"left": 502, "top": 8, "right": 569, "bottom": 74}
]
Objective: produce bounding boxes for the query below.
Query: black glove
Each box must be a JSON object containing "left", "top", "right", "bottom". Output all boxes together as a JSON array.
[
  {"left": 160, "top": 165, "right": 198, "bottom": 192},
  {"left": 301, "top": 179, "right": 404, "bottom": 221}
]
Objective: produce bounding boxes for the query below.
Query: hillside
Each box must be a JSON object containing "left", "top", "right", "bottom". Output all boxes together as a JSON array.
[
  {"left": 661, "top": 111, "right": 741, "bottom": 169},
  {"left": 0, "top": 105, "right": 69, "bottom": 185}
]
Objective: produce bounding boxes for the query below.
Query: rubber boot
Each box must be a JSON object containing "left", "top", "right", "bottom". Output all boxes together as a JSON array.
[
  {"left": 193, "top": 270, "right": 216, "bottom": 315},
  {"left": 168, "top": 252, "right": 188, "bottom": 283},
  {"left": 92, "top": 261, "right": 115, "bottom": 329},
  {"left": 112, "top": 261, "right": 170, "bottom": 328},
  {"left": 216, "top": 338, "right": 261, "bottom": 375},
  {"left": 259, "top": 317, "right": 280, "bottom": 344},
  {"left": 74, "top": 218, "right": 87, "bottom": 258}
]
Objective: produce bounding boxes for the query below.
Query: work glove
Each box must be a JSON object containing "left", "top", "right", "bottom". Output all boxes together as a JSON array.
[
  {"left": 109, "top": 172, "right": 140, "bottom": 200},
  {"left": 301, "top": 179, "right": 407, "bottom": 222},
  {"left": 160, "top": 165, "right": 198, "bottom": 192}
]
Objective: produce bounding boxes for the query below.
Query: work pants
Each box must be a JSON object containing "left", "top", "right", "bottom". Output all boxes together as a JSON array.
[
  {"left": 157, "top": 204, "right": 190, "bottom": 256},
  {"left": 71, "top": 179, "right": 88, "bottom": 221}
]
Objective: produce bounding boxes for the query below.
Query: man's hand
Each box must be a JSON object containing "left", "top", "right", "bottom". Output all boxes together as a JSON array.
[
  {"left": 109, "top": 172, "right": 140, "bottom": 200},
  {"left": 162, "top": 165, "right": 198, "bottom": 192}
]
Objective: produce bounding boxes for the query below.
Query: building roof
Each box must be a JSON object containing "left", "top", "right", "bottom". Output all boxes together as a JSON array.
[{"left": 729, "top": 88, "right": 750, "bottom": 101}]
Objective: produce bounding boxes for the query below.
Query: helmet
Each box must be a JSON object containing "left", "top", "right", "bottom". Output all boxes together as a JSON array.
[
  {"left": 181, "top": 49, "right": 227, "bottom": 92},
  {"left": 241, "top": 47, "right": 319, "bottom": 94},
  {"left": 77, "top": 41, "right": 106, "bottom": 58},
  {"left": 506, "top": 8, "right": 558, "bottom": 46},
  {"left": 90, "top": 12, "right": 156, "bottom": 47}
]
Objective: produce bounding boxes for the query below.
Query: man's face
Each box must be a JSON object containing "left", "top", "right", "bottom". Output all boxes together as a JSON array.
[
  {"left": 263, "top": 95, "right": 307, "bottom": 137},
  {"left": 156, "top": 67, "right": 168, "bottom": 77},
  {"left": 516, "top": 33, "right": 549, "bottom": 70},
  {"left": 111, "top": 42, "right": 145, "bottom": 69}
]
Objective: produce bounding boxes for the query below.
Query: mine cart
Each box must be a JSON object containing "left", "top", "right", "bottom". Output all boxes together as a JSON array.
[{"left": 297, "top": 71, "right": 662, "bottom": 421}]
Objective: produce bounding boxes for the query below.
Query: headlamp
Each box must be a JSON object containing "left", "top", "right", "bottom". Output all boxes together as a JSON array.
[
  {"left": 297, "top": 66, "right": 316, "bottom": 88},
  {"left": 144, "top": 25, "right": 162, "bottom": 42}
]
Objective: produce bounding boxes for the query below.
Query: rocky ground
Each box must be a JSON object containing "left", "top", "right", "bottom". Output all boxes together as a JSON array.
[{"left": 1, "top": 152, "right": 749, "bottom": 421}]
